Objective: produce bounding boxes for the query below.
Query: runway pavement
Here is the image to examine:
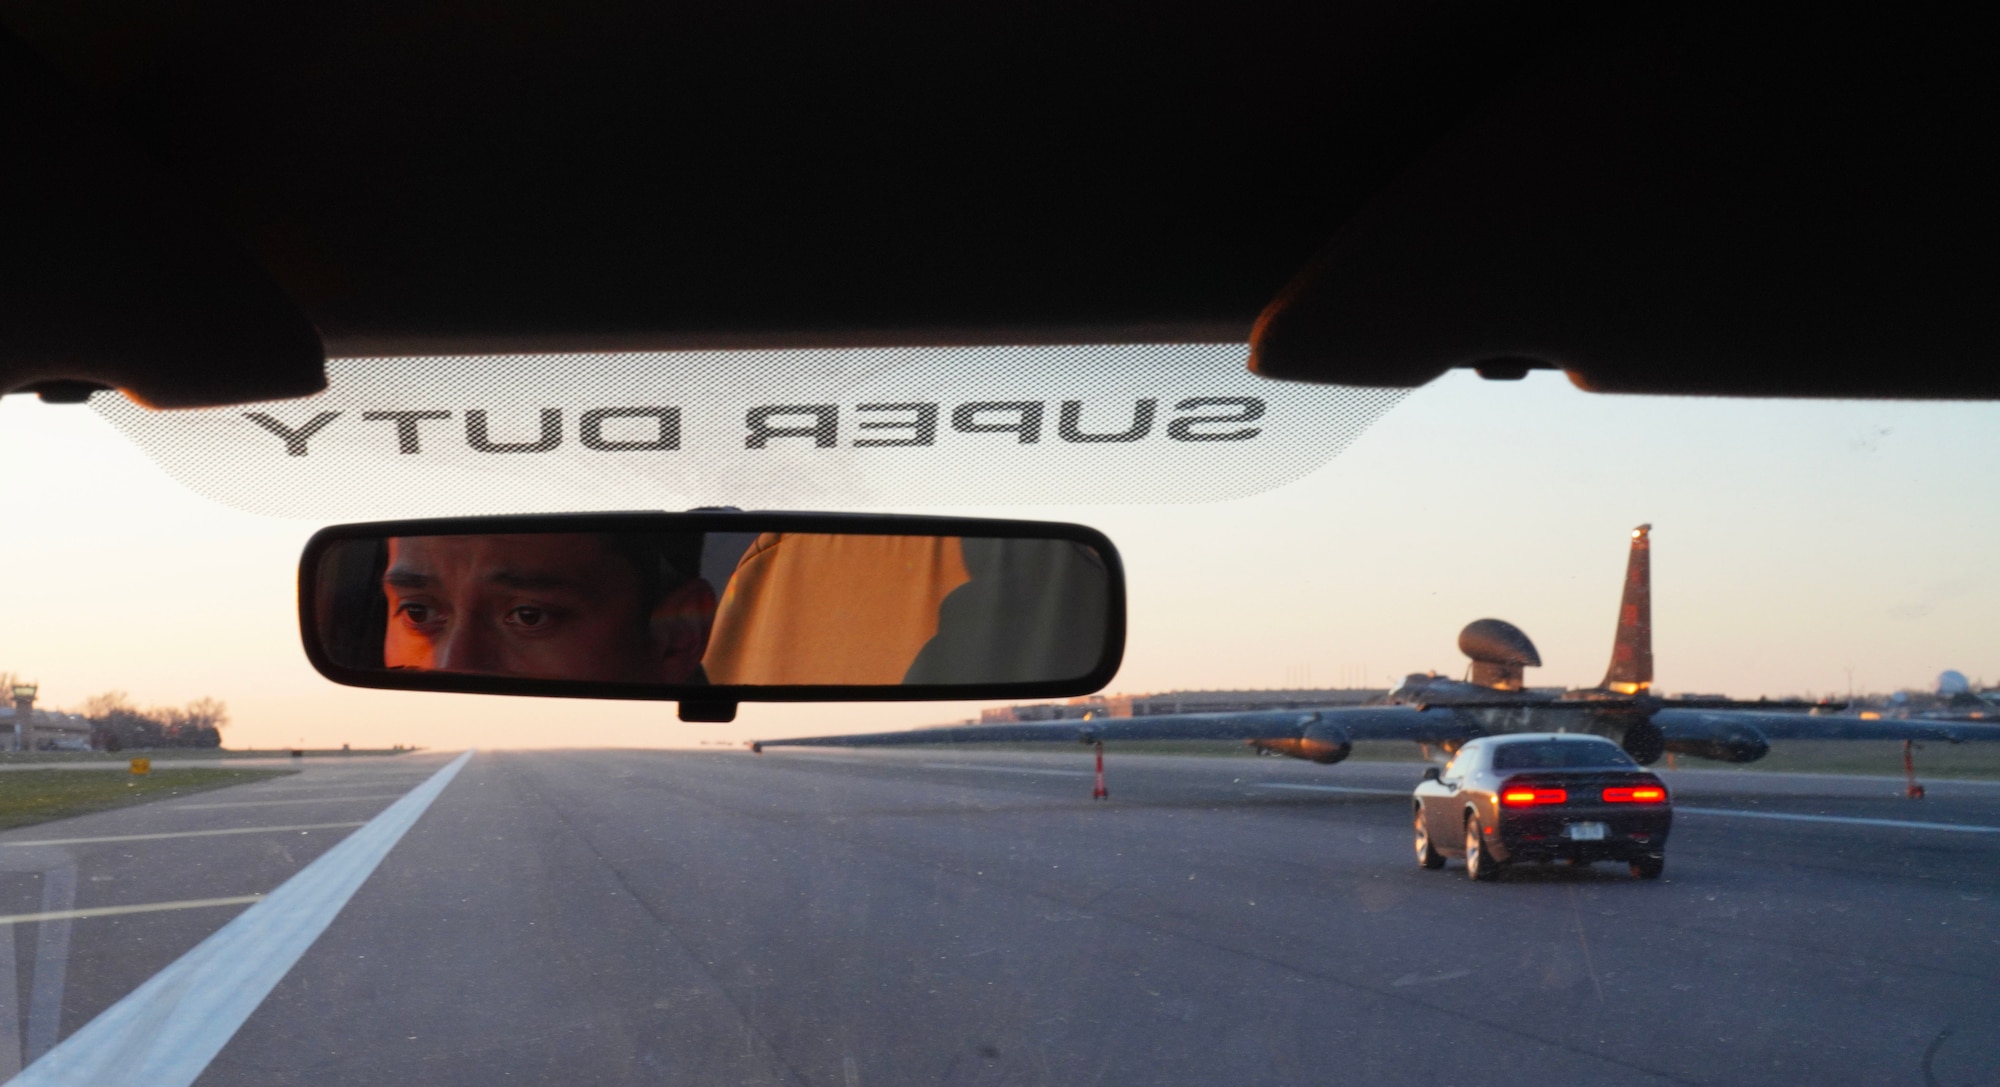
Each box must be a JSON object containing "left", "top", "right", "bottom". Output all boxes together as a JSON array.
[{"left": 4, "top": 747, "right": 1998, "bottom": 1086}]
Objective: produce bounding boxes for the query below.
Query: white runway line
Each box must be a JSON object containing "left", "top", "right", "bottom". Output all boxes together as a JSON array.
[
  {"left": 1, "top": 822, "right": 367, "bottom": 847},
  {"left": 919, "top": 763, "right": 1094, "bottom": 778},
  {"left": 0, "top": 896, "right": 263, "bottom": 928},
  {"left": 1256, "top": 783, "right": 1410, "bottom": 797},
  {"left": 1676, "top": 806, "right": 2000, "bottom": 834},
  {"left": 9, "top": 749, "right": 472, "bottom": 1087},
  {"left": 168, "top": 795, "right": 405, "bottom": 810}
]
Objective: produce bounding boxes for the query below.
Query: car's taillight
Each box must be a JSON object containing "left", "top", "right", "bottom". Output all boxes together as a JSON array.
[
  {"left": 1603, "top": 786, "right": 1667, "bottom": 803},
  {"left": 1500, "top": 788, "right": 1567, "bottom": 806}
]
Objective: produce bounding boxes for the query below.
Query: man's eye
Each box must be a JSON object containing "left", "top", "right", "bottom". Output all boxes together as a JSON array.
[
  {"left": 506, "top": 606, "right": 551, "bottom": 629},
  {"left": 395, "top": 602, "right": 436, "bottom": 624}
]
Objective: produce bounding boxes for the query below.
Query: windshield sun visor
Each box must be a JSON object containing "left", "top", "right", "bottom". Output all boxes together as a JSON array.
[{"left": 88, "top": 345, "right": 1405, "bottom": 518}]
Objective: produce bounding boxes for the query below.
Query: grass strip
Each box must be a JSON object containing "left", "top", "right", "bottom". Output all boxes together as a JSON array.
[
  {"left": 0, "top": 768, "right": 297, "bottom": 831},
  {"left": 1662, "top": 739, "right": 2000, "bottom": 781},
  {"left": 0, "top": 748, "right": 414, "bottom": 765}
]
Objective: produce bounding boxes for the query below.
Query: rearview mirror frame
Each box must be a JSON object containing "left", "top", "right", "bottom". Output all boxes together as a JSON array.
[{"left": 299, "top": 510, "right": 1126, "bottom": 716}]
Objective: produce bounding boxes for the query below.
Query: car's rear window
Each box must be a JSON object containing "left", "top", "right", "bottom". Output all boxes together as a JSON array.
[{"left": 1492, "top": 739, "right": 1637, "bottom": 769}]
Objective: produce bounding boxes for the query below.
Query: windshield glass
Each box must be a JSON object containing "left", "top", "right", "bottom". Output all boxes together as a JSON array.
[
  {"left": 1492, "top": 738, "right": 1637, "bottom": 769},
  {"left": 5, "top": 360, "right": 2000, "bottom": 1086}
]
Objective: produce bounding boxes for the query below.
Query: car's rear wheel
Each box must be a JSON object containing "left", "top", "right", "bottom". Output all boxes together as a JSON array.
[
  {"left": 1414, "top": 805, "right": 1445, "bottom": 869},
  {"left": 1630, "top": 854, "right": 1665, "bottom": 880},
  {"left": 1465, "top": 816, "right": 1499, "bottom": 882}
]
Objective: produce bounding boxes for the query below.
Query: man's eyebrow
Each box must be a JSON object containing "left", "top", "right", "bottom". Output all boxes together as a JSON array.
[
  {"left": 382, "top": 568, "right": 433, "bottom": 590},
  {"left": 485, "top": 570, "right": 589, "bottom": 593}
]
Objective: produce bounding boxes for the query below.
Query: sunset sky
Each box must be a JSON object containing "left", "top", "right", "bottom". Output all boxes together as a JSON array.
[{"left": 2, "top": 361, "right": 1995, "bottom": 751}]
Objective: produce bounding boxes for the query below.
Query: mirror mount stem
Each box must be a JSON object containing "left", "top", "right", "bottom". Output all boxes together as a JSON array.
[{"left": 679, "top": 700, "right": 738, "bottom": 723}]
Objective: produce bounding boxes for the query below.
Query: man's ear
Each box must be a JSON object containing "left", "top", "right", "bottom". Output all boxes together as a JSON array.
[{"left": 650, "top": 578, "right": 719, "bottom": 682}]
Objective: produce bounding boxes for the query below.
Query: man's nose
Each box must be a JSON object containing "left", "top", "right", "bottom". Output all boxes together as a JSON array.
[{"left": 433, "top": 620, "right": 503, "bottom": 674}]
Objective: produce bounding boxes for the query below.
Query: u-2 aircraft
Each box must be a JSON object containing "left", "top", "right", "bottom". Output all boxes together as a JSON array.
[{"left": 750, "top": 525, "right": 2000, "bottom": 767}]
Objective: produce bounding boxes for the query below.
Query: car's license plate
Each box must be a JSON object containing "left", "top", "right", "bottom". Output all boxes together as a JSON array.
[{"left": 1565, "top": 822, "right": 1608, "bottom": 841}]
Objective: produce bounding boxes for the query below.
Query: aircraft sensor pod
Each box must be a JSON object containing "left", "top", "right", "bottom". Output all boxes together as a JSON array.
[
  {"left": 1663, "top": 720, "right": 1770, "bottom": 764},
  {"left": 1249, "top": 720, "right": 1354, "bottom": 765}
]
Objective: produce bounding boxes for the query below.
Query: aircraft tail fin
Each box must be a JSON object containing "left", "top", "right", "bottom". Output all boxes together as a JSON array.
[{"left": 1601, "top": 524, "right": 1653, "bottom": 693}]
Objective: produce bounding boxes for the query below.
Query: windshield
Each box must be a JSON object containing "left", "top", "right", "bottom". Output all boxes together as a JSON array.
[
  {"left": 4, "top": 360, "right": 1999, "bottom": 1086},
  {"left": 1492, "top": 738, "right": 1637, "bottom": 770}
]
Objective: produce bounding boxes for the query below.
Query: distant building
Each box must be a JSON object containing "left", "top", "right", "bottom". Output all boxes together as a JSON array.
[
  {"left": 0, "top": 707, "right": 95, "bottom": 751},
  {"left": 980, "top": 688, "right": 1390, "bottom": 723}
]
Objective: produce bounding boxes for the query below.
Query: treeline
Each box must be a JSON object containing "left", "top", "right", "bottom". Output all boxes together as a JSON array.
[{"left": 82, "top": 692, "right": 228, "bottom": 751}]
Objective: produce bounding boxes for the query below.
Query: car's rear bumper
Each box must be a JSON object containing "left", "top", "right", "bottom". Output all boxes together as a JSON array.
[{"left": 1493, "top": 808, "right": 1671, "bottom": 863}]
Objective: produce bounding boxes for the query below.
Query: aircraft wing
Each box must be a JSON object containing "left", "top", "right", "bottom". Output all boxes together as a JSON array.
[
  {"left": 753, "top": 705, "right": 1479, "bottom": 749},
  {"left": 1654, "top": 708, "right": 2000, "bottom": 745}
]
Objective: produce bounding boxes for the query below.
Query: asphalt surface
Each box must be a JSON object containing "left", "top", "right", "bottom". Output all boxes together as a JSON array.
[{"left": 4, "top": 748, "right": 1999, "bottom": 1086}]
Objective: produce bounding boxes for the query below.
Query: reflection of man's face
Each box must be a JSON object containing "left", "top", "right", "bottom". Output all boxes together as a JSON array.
[{"left": 382, "top": 534, "right": 714, "bottom": 683}]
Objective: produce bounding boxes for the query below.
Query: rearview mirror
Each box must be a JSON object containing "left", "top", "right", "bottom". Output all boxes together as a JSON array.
[
  {"left": 299, "top": 512, "right": 1124, "bottom": 720},
  {"left": 1420, "top": 766, "right": 1442, "bottom": 783}
]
